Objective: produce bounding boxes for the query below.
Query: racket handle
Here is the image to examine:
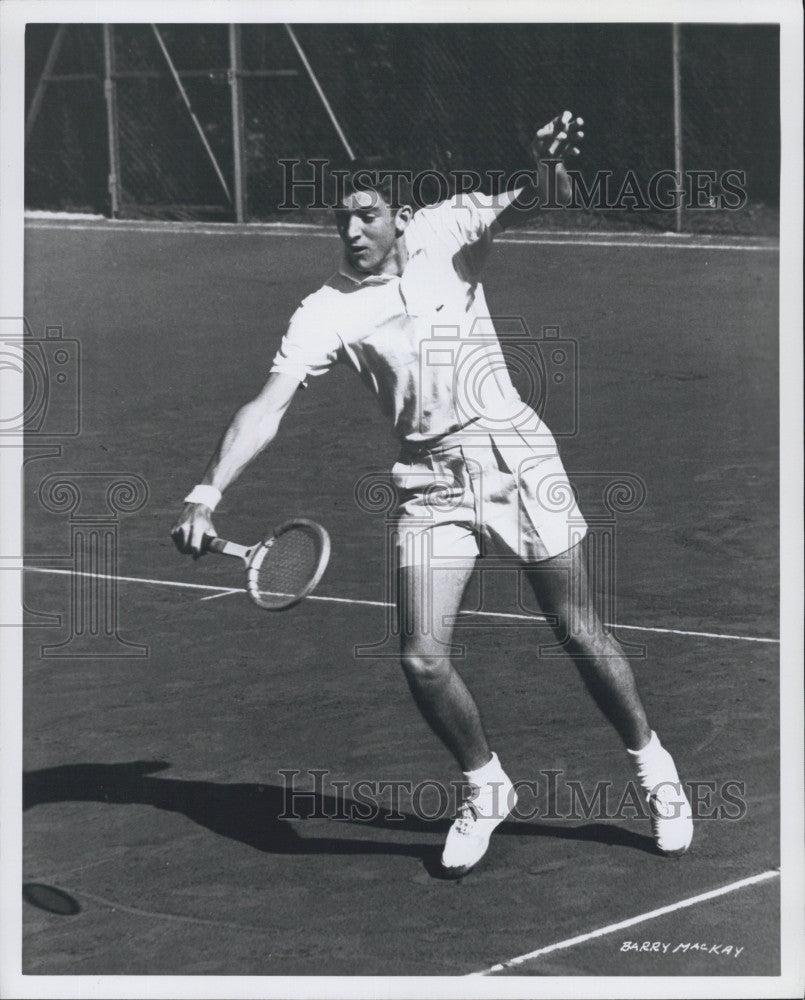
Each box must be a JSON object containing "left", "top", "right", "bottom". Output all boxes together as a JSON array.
[{"left": 207, "top": 537, "right": 250, "bottom": 560}]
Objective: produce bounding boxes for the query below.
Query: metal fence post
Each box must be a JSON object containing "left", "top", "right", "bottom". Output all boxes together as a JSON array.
[
  {"left": 672, "top": 23, "right": 683, "bottom": 234},
  {"left": 229, "top": 23, "right": 247, "bottom": 223},
  {"left": 102, "top": 24, "right": 121, "bottom": 218}
]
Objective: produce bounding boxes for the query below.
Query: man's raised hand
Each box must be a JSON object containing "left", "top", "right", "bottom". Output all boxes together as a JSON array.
[{"left": 533, "top": 110, "right": 585, "bottom": 160}]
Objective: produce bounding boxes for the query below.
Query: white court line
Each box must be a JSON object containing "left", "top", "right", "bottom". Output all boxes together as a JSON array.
[
  {"left": 27, "top": 212, "right": 763, "bottom": 240},
  {"left": 498, "top": 236, "right": 777, "bottom": 251},
  {"left": 23, "top": 565, "right": 780, "bottom": 645},
  {"left": 24, "top": 215, "right": 773, "bottom": 243},
  {"left": 24, "top": 565, "right": 233, "bottom": 594},
  {"left": 460, "top": 610, "right": 779, "bottom": 643},
  {"left": 199, "top": 588, "right": 242, "bottom": 601},
  {"left": 468, "top": 868, "right": 780, "bottom": 976},
  {"left": 24, "top": 218, "right": 778, "bottom": 252}
]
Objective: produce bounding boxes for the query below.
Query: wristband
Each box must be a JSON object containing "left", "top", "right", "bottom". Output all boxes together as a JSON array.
[{"left": 184, "top": 484, "right": 222, "bottom": 510}]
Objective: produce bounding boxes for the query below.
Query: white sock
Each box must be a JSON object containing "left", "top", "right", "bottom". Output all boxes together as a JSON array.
[
  {"left": 463, "top": 751, "right": 506, "bottom": 788},
  {"left": 461, "top": 753, "right": 513, "bottom": 818},
  {"left": 626, "top": 730, "right": 661, "bottom": 763},
  {"left": 627, "top": 731, "right": 679, "bottom": 790}
]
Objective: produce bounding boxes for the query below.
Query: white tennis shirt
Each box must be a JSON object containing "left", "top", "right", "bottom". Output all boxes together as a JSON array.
[{"left": 270, "top": 193, "right": 543, "bottom": 444}]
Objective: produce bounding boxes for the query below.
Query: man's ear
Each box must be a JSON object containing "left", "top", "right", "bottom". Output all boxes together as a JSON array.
[{"left": 394, "top": 204, "right": 413, "bottom": 235}]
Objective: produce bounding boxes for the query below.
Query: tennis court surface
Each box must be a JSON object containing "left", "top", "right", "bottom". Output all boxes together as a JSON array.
[{"left": 20, "top": 218, "right": 780, "bottom": 978}]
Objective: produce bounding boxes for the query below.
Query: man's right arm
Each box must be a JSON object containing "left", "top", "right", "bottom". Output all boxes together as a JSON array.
[
  {"left": 492, "top": 111, "right": 584, "bottom": 231},
  {"left": 171, "top": 371, "right": 301, "bottom": 556}
]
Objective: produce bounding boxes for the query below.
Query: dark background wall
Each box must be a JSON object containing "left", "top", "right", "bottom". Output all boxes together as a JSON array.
[{"left": 25, "top": 23, "right": 780, "bottom": 226}]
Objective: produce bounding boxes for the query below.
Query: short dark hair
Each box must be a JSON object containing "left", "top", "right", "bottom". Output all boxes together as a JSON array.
[{"left": 338, "top": 157, "right": 415, "bottom": 212}]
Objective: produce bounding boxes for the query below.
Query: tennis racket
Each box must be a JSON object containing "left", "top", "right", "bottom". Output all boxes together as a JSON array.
[{"left": 207, "top": 519, "right": 330, "bottom": 611}]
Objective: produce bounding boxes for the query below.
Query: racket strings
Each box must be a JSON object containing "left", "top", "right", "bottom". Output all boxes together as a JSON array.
[{"left": 248, "top": 528, "right": 322, "bottom": 609}]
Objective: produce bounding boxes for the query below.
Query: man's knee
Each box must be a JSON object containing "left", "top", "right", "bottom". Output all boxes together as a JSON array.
[{"left": 401, "top": 652, "right": 451, "bottom": 684}]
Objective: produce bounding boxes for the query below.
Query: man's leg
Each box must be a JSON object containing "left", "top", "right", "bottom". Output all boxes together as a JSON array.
[
  {"left": 398, "top": 562, "right": 488, "bottom": 771},
  {"left": 398, "top": 560, "right": 516, "bottom": 874},
  {"left": 522, "top": 541, "right": 651, "bottom": 750},
  {"left": 523, "top": 539, "right": 693, "bottom": 855}
]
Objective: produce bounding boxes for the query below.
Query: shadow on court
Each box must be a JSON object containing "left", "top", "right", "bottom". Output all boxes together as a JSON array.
[{"left": 23, "top": 760, "right": 657, "bottom": 872}]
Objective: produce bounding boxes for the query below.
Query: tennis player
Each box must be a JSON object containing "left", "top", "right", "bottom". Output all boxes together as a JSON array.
[{"left": 172, "top": 113, "right": 693, "bottom": 877}]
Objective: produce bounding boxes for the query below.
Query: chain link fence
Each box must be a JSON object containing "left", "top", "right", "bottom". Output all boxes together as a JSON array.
[{"left": 25, "top": 22, "right": 779, "bottom": 232}]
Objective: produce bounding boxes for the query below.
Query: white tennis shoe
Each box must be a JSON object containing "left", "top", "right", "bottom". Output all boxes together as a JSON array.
[
  {"left": 629, "top": 732, "right": 693, "bottom": 856},
  {"left": 646, "top": 779, "right": 694, "bottom": 856},
  {"left": 440, "top": 774, "right": 516, "bottom": 877}
]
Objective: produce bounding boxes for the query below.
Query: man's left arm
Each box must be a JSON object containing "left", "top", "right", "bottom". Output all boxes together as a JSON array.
[{"left": 493, "top": 110, "right": 584, "bottom": 231}]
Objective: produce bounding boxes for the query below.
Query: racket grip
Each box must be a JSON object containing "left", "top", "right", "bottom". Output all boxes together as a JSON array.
[{"left": 207, "top": 537, "right": 250, "bottom": 560}]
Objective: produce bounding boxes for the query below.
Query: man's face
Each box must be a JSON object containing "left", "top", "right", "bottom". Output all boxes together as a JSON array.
[{"left": 334, "top": 190, "right": 402, "bottom": 273}]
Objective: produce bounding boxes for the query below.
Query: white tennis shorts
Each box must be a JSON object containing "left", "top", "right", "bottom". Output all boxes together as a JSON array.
[{"left": 391, "top": 426, "right": 588, "bottom": 569}]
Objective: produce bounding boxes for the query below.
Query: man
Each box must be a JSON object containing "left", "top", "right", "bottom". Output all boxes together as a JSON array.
[{"left": 172, "top": 113, "right": 693, "bottom": 877}]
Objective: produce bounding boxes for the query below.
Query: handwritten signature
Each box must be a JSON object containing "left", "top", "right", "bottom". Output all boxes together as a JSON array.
[{"left": 620, "top": 941, "right": 744, "bottom": 957}]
